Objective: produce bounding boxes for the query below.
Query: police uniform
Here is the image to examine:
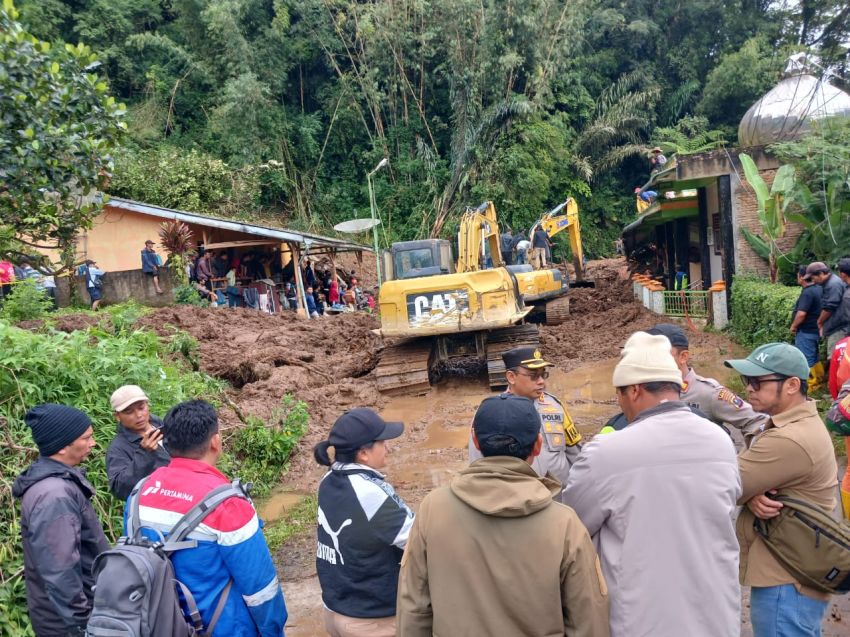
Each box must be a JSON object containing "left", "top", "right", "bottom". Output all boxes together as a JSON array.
[
  {"left": 647, "top": 323, "right": 769, "bottom": 450},
  {"left": 681, "top": 367, "right": 768, "bottom": 447},
  {"left": 468, "top": 347, "right": 581, "bottom": 503}
]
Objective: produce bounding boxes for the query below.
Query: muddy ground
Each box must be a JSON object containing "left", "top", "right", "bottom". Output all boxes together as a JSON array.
[{"left": 29, "top": 257, "right": 848, "bottom": 635}]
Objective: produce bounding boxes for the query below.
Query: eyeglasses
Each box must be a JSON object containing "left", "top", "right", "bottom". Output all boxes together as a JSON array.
[
  {"left": 515, "top": 369, "right": 549, "bottom": 380},
  {"left": 740, "top": 375, "right": 788, "bottom": 391}
]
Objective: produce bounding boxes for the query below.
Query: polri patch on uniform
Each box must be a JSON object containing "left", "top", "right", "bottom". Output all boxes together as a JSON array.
[{"left": 718, "top": 388, "right": 744, "bottom": 409}]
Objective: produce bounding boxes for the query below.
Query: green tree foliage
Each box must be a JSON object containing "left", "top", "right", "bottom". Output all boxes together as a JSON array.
[
  {"left": 770, "top": 117, "right": 850, "bottom": 268},
  {"left": 0, "top": 0, "right": 126, "bottom": 269},
  {"left": 696, "top": 38, "right": 786, "bottom": 133},
  {"left": 14, "top": 0, "right": 848, "bottom": 254}
]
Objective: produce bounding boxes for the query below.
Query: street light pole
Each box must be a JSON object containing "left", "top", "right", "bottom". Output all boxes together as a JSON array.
[{"left": 367, "top": 158, "right": 388, "bottom": 286}]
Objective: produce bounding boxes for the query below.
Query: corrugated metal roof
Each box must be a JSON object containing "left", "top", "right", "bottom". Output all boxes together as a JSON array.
[{"left": 106, "top": 196, "right": 371, "bottom": 252}]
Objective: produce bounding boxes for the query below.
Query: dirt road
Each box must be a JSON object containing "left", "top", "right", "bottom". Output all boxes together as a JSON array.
[
  {"left": 50, "top": 257, "right": 846, "bottom": 635},
  {"left": 251, "top": 259, "right": 847, "bottom": 637}
]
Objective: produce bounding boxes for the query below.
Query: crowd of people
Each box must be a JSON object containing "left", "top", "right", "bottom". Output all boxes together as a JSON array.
[
  {"left": 14, "top": 309, "right": 849, "bottom": 636},
  {"left": 141, "top": 241, "right": 377, "bottom": 316},
  {"left": 499, "top": 226, "right": 553, "bottom": 270},
  {"left": 0, "top": 257, "right": 58, "bottom": 307}
]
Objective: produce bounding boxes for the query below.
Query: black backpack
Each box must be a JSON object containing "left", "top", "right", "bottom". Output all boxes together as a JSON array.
[{"left": 86, "top": 479, "right": 251, "bottom": 636}]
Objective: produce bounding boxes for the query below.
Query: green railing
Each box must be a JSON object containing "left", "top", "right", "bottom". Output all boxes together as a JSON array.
[{"left": 663, "top": 290, "right": 709, "bottom": 318}]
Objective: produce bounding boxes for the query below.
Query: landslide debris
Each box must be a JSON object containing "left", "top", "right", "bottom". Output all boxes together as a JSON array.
[
  {"left": 135, "top": 306, "right": 385, "bottom": 477},
  {"left": 541, "top": 258, "right": 658, "bottom": 371}
]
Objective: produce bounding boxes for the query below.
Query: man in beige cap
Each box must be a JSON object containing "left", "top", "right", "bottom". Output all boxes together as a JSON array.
[
  {"left": 105, "top": 385, "right": 170, "bottom": 499},
  {"left": 563, "top": 331, "right": 741, "bottom": 637},
  {"left": 807, "top": 260, "right": 849, "bottom": 356}
]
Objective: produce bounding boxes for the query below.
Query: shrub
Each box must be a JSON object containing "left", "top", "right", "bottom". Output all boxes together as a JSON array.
[
  {"left": 224, "top": 395, "right": 309, "bottom": 497},
  {"left": 730, "top": 275, "right": 799, "bottom": 348},
  {"left": 0, "top": 320, "right": 224, "bottom": 636},
  {"left": 0, "top": 279, "right": 53, "bottom": 323},
  {"left": 173, "top": 284, "right": 208, "bottom": 307}
]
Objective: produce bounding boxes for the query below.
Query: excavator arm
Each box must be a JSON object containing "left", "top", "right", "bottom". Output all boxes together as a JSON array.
[
  {"left": 532, "top": 198, "right": 590, "bottom": 283},
  {"left": 456, "top": 201, "right": 504, "bottom": 273}
]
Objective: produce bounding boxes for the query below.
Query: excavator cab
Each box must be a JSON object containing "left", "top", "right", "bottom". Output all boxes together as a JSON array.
[{"left": 382, "top": 240, "right": 455, "bottom": 282}]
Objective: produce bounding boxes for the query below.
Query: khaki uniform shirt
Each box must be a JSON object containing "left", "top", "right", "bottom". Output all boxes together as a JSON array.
[
  {"left": 469, "top": 391, "right": 581, "bottom": 503},
  {"left": 682, "top": 368, "right": 769, "bottom": 445},
  {"left": 736, "top": 400, "right": 838, "bottom": 600}
]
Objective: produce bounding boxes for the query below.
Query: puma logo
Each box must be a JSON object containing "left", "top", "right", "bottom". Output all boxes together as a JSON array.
[{"left": 318, "top": 507, "right": 352, "bottom": 565}]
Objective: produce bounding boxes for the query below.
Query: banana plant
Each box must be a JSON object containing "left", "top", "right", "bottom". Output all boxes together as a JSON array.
[{"left": 739, "top": 153, "right": 795, "bottom": 282}]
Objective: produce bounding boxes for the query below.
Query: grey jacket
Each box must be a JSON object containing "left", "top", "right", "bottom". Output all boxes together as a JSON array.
[
  {"left": 105, "top": 415, "right": 170, "bottom": 500},
  {"left": 12, "top": 457, "right": 110, "bottom": 636},
  {"left": 563, "top": 402, "right": 741, "bottom": 637},
  {"left": 821, "top": 273, "right": 848, "bottom": 336}
]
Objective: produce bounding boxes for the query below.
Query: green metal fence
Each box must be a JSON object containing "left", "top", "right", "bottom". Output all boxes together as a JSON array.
[{"left": 663, "top": 290, "right": 709, "bottom": 318}]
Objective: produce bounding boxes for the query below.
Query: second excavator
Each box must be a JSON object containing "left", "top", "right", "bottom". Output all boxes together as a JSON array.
[{"left": 374, "top": 198, "right": 590, "bottom": 394}]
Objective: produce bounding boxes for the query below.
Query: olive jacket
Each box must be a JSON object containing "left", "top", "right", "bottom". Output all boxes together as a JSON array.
[{"left": 397, "top": 456, "right": 610, "bottom": 637}]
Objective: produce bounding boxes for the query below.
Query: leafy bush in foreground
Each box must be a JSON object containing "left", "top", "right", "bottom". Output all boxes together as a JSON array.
[
  {"left": 0, "top": 279, "right": 53, "bottom": 323},
  {"left": 730, "top": 275, "right": 798, "bottom": 348},
  {"left": 0, "top": 319, "right": 223, "bottom": 636}
]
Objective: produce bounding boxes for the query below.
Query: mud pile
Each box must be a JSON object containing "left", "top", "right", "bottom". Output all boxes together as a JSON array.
[
  {"left": 541, "top": 258, "right": 658, "bottom": 371},
  {"left": 136, "top": 307, "right": 384, "bottom": 474}
]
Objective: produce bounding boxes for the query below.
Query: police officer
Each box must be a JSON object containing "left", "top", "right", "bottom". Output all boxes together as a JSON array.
[
  {"left": 647, "top": 323, "right": 768, "bottom": 448},
  {"left": 468, "top": 346, "right": 581, "bottom": 501}
]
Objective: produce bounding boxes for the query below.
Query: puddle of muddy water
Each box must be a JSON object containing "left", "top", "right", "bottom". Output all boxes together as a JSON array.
[{"left": 260, "top": 491, "right": 306, "bottom": 523}]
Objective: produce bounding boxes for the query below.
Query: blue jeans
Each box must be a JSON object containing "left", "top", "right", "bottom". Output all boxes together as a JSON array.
[
  {"left": 794, "top": 331, "right": 820, "bottom": 367},
  {"left": 751, "top": 584, "right": 828, "bottom": 637}
]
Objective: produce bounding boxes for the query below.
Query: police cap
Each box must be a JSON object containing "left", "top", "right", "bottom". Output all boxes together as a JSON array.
[
  {"left": 502, "top": 346, "right": 553, "bottom": 371},
  {"left": 646, "top": 323, "right": 689, "bottom": 349}
]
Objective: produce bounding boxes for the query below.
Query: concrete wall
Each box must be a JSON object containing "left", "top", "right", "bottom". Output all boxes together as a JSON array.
[
  {"left": 731, "top": 169, "right": 805, "bottom": 276},
  {"left": 56, "top": 267, "right": 177, "bottom": 308}
]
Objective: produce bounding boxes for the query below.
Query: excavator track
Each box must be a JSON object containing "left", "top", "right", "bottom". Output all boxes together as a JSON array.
[
  {"left": 375, "top": 338, "right": 433, "bottom": 396},
  {"left": 543, "top": 296, "right": 570, "bottom": 325},
  {"left": 485, "top": 324, "right": 541, "bottom": 390}
]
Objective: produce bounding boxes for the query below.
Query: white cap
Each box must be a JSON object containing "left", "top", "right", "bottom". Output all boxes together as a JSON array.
[
  {"left": 612, "top": 332, "right": 683, "bottom": 388},
  {"left": 110, "top": 385, "right": 149, "bottom": 412}
]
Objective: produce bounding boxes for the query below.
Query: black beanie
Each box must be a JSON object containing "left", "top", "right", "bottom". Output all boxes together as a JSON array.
[{"left": 25, "top": 404, "right": 92, "bottom": 457}]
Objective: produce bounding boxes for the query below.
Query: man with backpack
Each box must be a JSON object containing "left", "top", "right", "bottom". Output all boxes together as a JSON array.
[
  {"left": 725, "top": 343, "right": 838, "bottom": 636},
  {"left": 79, "top": 258, "right": 105, "bottom": 310},
  {"left": 131, "top": 400, "right": 287, "bottom": 636},
  {"left": 12, "top": 404, "right": 109, "bottom": 636}
]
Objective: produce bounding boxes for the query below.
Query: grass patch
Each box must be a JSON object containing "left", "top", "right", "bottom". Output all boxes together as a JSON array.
[{"left": 264, "top": 495, "right": 317, "bottom": 553}]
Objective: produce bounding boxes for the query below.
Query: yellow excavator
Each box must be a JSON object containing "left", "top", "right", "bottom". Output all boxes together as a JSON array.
[{"left": 375, "top": 199, "right": 587, "bottom": 394}]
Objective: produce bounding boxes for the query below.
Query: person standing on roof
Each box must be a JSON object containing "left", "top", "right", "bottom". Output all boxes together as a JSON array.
[
  {"left": 531, "top": 225, "right": 552, "bottom": 270},
  {"left": 646, "top": 323, "right": 769, "bottom": 449},
  {"left": 134, "top": 400, "right": 287, "bottom": 636},
  {"left": 313, "top": 408, "right": 414, "bottom": 637},
  {"left": 650, "top": 147, "right": 667, "bottom": 174},
  {"left": 469, "top": 346, "right": 581, "bottom": 502}
]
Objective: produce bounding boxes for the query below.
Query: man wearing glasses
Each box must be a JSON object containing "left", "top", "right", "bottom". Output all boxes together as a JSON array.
[
  {"left": 725, "top": 343, "right": 837, "bottom": 636},
  {"left": 468, "top": 346, "right": 581, "bottom": 502}
]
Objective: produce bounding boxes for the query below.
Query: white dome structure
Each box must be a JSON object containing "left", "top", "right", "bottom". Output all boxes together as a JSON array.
[{"left": 738, "top": 53, "right": 850, "bottom": 147}]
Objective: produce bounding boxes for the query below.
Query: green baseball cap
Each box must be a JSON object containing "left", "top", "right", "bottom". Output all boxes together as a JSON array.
[{"left": 724, "top": 342, "right": 809, "bottom": 380}]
